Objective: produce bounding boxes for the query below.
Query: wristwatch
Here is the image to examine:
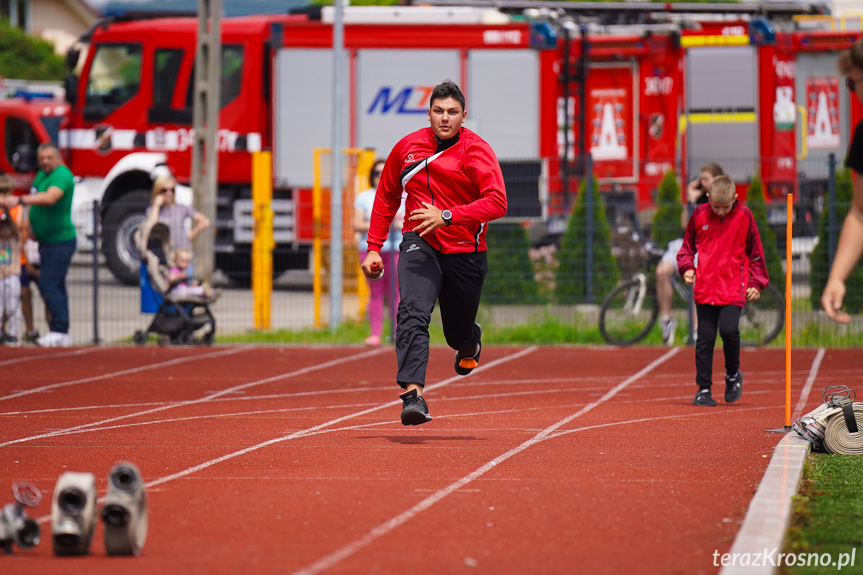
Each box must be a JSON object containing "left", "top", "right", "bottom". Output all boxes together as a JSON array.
[
  {"left": 441, "top": 209, "right": 453, "bottom": 226},
  {"left": 18, "top": 196, "right": 24, "bottom": 206}
]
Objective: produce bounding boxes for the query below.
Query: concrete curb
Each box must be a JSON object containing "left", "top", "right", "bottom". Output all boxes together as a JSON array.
[{"left": 719, "top": 432, "right": 812, "bottom": 575}]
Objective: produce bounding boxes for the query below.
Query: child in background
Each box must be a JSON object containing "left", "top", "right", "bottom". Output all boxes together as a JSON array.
[
  {"left": 0, "top": 204, "right": 21, "bottom": 346},
  {"left": 168, "top": 248, "right": 216, "bottom": 299},
  {"left": 677, "top": 175, "right": 769, "bottom": 407}
]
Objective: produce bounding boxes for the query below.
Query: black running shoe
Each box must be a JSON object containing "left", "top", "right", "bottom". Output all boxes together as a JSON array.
[
  {"left": 454, "top": 324, "right": 482, "bottom": 376},
  {"left": 400, "top": 389, "right": 432, "bottom": 426},
  {"left": 693, "top": 388, "right": 717, "bottom": 407},
  {"left": 724, "top": 371, "right": 743, "bottom": 403}
]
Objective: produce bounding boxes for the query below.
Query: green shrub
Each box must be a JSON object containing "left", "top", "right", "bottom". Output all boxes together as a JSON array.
[
  {"left": 0, "top": 21, "right": 64, "bottom": 81},
  {"left": 809, "top": 168, "right": 863, "bottom": 313},
  {"left": 745, "top": 174, "right": 785, "bottom": 290},
  {"left": 554, "top": 176, "right": 619, "bottom": 304},
  {"left": 652, "top": 170, "right": 683, "bottom": 249},
  {"left": 484, "top": 222, "right": 541, "bottom": 305}
]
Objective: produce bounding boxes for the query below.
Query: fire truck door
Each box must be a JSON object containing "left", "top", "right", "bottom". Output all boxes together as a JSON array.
[
  {"left": 795, "top": 52, "right": 852, "bottom": 174},
  {"left": 684, "top": 46, "right": 758, "bottom": 184}
]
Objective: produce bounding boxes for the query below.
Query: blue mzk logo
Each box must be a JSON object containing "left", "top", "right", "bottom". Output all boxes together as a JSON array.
[{"left": 367, "top": 86, "right": 434, "bottom": 114}]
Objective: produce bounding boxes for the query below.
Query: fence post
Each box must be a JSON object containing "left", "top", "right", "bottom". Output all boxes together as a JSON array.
[
  {"left": 827, "top": 152, "right": 837, "bottom": 271},
  {"left": 91, "top": 200, "right": 101, "bottom": 344}
]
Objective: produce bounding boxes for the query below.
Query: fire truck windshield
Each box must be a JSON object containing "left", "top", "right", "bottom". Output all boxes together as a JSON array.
[{"left": 84, "top": 43, "right": 142, "bottom": 117}]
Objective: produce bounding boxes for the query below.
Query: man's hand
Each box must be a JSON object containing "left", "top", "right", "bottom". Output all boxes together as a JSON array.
[
  {"left": 683, "top": 269, "right": 696, "bottom": 285},
  {"left": 745, "top": 287, "right": 761, "bottom": 302},
  {"left": 361, "top": 250, "right": 384, "bottom": 280},
  {"left": 409, "top": 202, "right": 446, "bottom": 238},
  {"left": 821, "top": 278, "right": 851, "bottom": 324}
]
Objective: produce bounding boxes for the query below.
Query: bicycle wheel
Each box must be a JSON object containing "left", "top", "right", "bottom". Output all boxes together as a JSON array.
[
  {"left": 739, "top": 284, "right": 785, "bottom": 347},
  {"left": 599, "top": 276, "right": 659, "bottom": 345}
]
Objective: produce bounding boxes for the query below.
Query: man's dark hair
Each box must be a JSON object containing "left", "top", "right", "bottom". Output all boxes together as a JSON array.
[
  {"left": 37, "top": 141, "right": 60, "bottom": 154},
  {"left": 429, "top": 79, "right": 465, "bottom": 111}
]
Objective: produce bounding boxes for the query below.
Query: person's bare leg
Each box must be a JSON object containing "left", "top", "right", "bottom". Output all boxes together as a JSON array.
[
  {"left": 656, "top": 261, "right": 674, "bottom": 319},
  {"left": 405, "top": 383, "right": 423, "bottom": 396}
]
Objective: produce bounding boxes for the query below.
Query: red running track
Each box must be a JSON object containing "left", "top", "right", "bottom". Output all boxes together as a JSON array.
[{"left": 0, "top": 344, "right": 853, "bottom": 574}]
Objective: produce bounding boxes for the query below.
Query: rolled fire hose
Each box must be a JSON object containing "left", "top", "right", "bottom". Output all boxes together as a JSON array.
[
  {"left": 101, "top": 462, "right": 148, "bottom": 556},
  {"left": 51, "top": 471, "right": 98, "bottom": 555},
  {"left": 793, "top": 386, "right": 863, "bottom": 455}
]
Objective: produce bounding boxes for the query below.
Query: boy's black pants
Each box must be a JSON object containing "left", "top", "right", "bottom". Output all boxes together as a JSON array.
[
  {"left": 694, "top": 303, "right": 742, "bottom": 389},
  {"left": 395, "top": 232, "right": 486, "bottom": 388}
]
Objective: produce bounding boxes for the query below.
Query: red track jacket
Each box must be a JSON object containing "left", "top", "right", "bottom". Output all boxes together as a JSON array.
[
  {"left": 677, "top": 201, "right": 769, "bottom": 307},
  {"left": 367, "top": 127, "right": 507, "bottom": 254}
]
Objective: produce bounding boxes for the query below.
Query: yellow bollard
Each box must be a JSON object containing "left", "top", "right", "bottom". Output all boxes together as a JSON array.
[{"left": 252, "top": 150, "right": 274, "bottom": 330}]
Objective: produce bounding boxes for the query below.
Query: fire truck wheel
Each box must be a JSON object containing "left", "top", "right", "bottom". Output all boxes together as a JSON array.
[{"left": 101, "top": 190, "right": 150, "bottom": 286}]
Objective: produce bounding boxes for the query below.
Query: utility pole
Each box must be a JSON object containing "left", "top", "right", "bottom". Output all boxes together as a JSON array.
[
  {"left": 192, "top": 0, "right": 222, "bottom": 283},
  {"left": 329, "top": 0, "right": 345, "bottom": 329}
]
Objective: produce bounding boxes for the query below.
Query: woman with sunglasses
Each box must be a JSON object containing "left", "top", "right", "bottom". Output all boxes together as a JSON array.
[
  {"left": 821, "top": 37, "right": 863, "bottom": 323},
  {"left": 354, "top": 159, "right": 404, "bottom": 347},
  {"left": 144, "top": 174, "right": 211, "bottom": 273}
]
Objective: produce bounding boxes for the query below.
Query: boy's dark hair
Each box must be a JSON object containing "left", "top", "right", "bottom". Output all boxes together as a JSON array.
[
  {"left": 429, "top": 80, "right": 465, "bottom": 111},
  {"left": 838, "top": 36, "right": 863, "bottom": 75}
]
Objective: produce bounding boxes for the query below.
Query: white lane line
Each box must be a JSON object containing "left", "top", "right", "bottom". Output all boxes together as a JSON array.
[
  {"left": 791, "top": 347, "right": 826, "bottom": 421},
  {"left": 0, "top": 347, "right": 390, "bottom": 448},
  {"left": 0, "top": 346, "right": 104, "bottom": 367},
  {"left": 291, "top": 347, "right": 680, "bottom": 575},
  {"left": 0, "top": 347, "right": 250, "bottom": 402}
]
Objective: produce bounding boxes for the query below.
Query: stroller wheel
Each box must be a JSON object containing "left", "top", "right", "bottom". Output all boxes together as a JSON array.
[{"left": 133, "top": 330, "right": 147, "bottom": 345}]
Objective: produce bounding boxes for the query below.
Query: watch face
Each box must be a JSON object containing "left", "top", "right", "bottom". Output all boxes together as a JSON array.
[{"left": 442, "top": 210, "right": 452, "bottom": 224}]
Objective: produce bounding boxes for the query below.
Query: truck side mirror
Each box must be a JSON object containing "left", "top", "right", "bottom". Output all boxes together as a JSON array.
[
  {"left": 66, "top": 47, "right": 80, "bottom": 70},
  {"left": 12, "top": 145, "right": 36, "bottom": 173},
  {"left": 64, "top": 74, "right": 78, "bottom": 106}
]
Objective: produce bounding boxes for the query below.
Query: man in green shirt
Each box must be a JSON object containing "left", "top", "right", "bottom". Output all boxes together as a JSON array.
[{"left": 2, "top": 142, "right": 76, "bottom": 347}]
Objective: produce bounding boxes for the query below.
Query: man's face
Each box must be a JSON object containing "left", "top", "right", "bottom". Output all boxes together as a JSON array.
[
  {"left": 37, "top": 147, "right": 61, "bottom": 174},
  {"left": 707, "top": 194, "right": 737, "bottom": 218},
  {"left": 428, "top": 97, "right": 465, "bottom": 140}
]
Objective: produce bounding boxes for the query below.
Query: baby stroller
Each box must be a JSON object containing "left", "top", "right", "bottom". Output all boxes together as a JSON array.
[{"left": 132, "top": 220, "right": 219, "bottom": 345}]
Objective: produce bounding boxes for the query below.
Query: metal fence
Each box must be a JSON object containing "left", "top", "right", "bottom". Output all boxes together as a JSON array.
[{"left": 13, "top": 153, "right": 861, "bottom": 347}]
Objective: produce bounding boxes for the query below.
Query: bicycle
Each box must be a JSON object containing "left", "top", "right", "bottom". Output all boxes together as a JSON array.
[{"left": 598, "top": 240, "right": 785, "bottom": 347}]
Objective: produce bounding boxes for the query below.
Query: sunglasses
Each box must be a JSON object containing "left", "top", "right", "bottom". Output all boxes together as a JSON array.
[
  {"left": 159, "top": 188, "right": 175, "bottom": 194},
  {"left": 372, "top": 170, "right": 383, "bottom": 177}
]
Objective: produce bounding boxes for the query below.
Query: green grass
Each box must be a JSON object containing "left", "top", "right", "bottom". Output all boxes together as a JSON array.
[{"left": 782, "top": 454, "right": 863, "bottom": 574}]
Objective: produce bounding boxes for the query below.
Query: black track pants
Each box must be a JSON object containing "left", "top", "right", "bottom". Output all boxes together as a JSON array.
[
  {"left": 694, "top": 303, "right": 742, "bottom": 389},
  {"left": 395, "top": 232, "right": 486, "bottom": 388}
]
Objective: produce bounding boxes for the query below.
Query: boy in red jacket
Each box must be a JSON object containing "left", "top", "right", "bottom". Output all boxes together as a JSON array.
[{"left": 677, "top": 175, "right": 769, "bottom": 406}]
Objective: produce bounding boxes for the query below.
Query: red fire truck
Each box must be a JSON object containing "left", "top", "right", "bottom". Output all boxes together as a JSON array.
[{"left": 2, "top": 4, "right": 860, "bottom": 284}]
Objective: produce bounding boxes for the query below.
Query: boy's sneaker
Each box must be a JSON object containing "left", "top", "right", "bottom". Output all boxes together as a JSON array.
[
  {"left": 37, "top": 331, "right": 71, "bottom": 348},
  {"left": 454, "top": 324, "right": 482, "bottom": 376},
  {"left": 661, "top": 318, "right": 676, "bottom": 346},
  {"left": 725, "top": 371, "right": 743, "bottom": 403},
  {"left": 399, "top": 389, "right": 432, "bottom": 426},
  {"left": 23, "top": 331, "right": 40, "bottom": 344},
  {"left": 4, "top": 336, "right": 19, "bottom": 347},
  {"left": 693, "top": 388, "right": 717, "bottom": 406}
]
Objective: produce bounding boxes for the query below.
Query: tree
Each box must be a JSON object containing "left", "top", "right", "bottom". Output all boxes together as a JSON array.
[
  {"left": 555, "top": 176, "right": 619, "bottom": 304},
  {"left": 745, "top": 174, "right": 785, "bottom": 290},
  {"left": 652, "top": 170, "right": 684, "bottom": 250},
  {"left": 484, "top": 222, "right": 541, "bottom": 305},
  {"left": 0, "top": 21, "right": 65, "bottom": 82},
  {"left": 809, "top": 168, "right": 863, "bottom": 313}
]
